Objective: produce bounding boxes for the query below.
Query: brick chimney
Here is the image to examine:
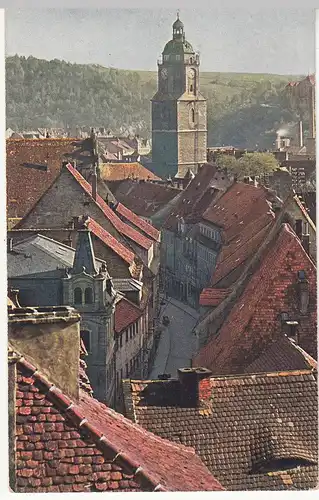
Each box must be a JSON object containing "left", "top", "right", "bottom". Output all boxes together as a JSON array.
[
  {"left": 178, "top": 367, "right": 212, "bottom": 408},
  {"left": 8, "top": 306, "right": 81, "bottom": 400}
]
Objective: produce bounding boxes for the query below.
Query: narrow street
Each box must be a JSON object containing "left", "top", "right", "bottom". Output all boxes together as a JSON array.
[{"left": 150, "top": 295, "right": 199, "bottom": 379}]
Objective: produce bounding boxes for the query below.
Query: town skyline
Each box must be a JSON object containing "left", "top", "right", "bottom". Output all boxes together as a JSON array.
[{"left": 5, "top": 8, "right": 315, "bottom": 75}]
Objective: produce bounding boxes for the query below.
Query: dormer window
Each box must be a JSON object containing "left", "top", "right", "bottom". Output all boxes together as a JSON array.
[{"left": 74, "top": 287, "right": 82, "bottom": 305}]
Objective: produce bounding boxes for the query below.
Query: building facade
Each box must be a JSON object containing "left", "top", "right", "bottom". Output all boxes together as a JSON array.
[{"left": 151, "top": 15, "right": 207, "bottom": 179}]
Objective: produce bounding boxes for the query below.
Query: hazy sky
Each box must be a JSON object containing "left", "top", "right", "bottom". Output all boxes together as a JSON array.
[{"left": 5, "top": 8, "right": 315, "bottom": 74}]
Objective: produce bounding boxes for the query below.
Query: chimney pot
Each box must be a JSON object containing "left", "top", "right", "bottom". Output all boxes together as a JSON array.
[{"left": 178, "top": 367, "right": 212, "bottom": 408}]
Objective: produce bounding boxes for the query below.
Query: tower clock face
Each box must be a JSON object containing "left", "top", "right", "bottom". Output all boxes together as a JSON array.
[{"left": 161, "top": 68, "right": 168, "bottom": 79}]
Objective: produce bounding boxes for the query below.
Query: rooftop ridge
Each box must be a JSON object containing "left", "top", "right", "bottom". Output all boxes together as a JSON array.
[
  {"left": 65, "top": 163, "right": 153, "bottom": 250},
  {"left": 10, "top": 349, "right": 218, "bottom": 492}
]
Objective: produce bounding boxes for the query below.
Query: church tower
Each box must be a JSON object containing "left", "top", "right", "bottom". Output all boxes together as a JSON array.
[{"left": 151, "top": 15, "right": 207, "bottom": 179}]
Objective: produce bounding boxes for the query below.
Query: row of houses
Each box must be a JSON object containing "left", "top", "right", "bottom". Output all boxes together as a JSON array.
[{"left": 7, "top": 138, "right": 162, "bottom": 408}]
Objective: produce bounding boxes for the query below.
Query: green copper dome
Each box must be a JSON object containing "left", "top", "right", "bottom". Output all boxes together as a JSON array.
[
  {"left": 163, "top": 16, "right": 194, "bottom": 55},
  {"left": 163, "top": 38, "right": 194, "bottom": 55},
  {"left": 173, "top": 18, "right": 184, "bottom": 30}
]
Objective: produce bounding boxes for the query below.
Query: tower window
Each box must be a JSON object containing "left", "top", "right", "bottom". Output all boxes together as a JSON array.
[
  {"left": 74, "top": 287, "right": 82, "bottom": 305},
  {"left": 80, "top": 329, "right": 91, "bottom": 353},
  {"left": 191, "top": 108, "right": 195, "bottom": 122},
  {"left": 190, "top": 84, "right": 194, "bottom": 92},
  {"left": 85, "top": 287, "right": 93, "bottom": 304}
]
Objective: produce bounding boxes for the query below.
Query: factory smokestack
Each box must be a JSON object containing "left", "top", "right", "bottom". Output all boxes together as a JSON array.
[
  {"left": 276, "top": 132, "right": 282, "bottom": 150},
  {"left": 298, "top": 120, "right": 303, "bottom": 148}
]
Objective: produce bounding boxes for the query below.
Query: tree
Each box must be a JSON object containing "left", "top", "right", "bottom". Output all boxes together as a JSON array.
[{"left": 216, "top": 152, "right": 279, "bottom": 179}]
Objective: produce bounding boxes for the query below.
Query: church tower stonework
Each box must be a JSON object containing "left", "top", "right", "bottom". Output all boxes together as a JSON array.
[{"left": 152, "top": 15, "right": 207, "bottom": 179}]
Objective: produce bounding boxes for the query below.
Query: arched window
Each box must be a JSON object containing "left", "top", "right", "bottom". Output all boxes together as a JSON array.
[
  {"left": 191, "top": 108, "right": 195, "bottom": 123},
  {"left": 85, "top": 287, "right": 93, "bottom": 304},
  {"left": 74, "top": 287, "right": 82, "bottom": 305}
]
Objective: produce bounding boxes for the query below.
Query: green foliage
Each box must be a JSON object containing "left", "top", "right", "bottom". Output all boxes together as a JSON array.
[
  {"left": 216, "top": 152, "right": 279, "bottom": 178},
  {"left": 6, "top": 55, "right": 302, "bottom": 148}
]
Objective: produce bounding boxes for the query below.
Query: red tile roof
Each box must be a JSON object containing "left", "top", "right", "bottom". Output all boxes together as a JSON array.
[
  {"left": 112, "top": 180, "right": 180, "bottom": 217},
  {"left": 6, "top": 138, "right": 78, "bottom": 219},
  {"left": 11, "top": 351, "right": 223, "bottom": 492},
  {"left": 202, "top": 182, "right": 274, "bottom": 242},
  {"left": 85, "top": 217, "right": 135, "bottom": 265},
  {"left": 115, "top": 202, "right": 160, "bottom": 242},
  {"left": 65, "top": 164, "right": 152, "bottom": 250},
  {"left": 194, "top": 224, "right": 317, "bottom": 373},
  {"left": 212, "top": 213, "right": 274, "bottom": 286},
  {"left": 199, "top": 288, "right": 231, "bottom": 307},
  {"left": 244, "top": 335, "right": 318, "bottom": 373},
  {"left": 100, "top": 162, "right": 161, "bottom": 182},
  {"left": 114, "top": 297, "right": 143, "bottom": 334}
]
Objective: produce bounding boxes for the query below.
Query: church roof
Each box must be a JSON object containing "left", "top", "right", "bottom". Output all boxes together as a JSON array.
[{"left": 163, "top": 38, "right": 194, "bottom": 55}]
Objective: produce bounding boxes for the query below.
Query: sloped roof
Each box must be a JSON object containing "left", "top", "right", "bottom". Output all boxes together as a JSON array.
[
  {"left": 7, "top": 138, "right": 78, "bottom": 219},
  {"left": 115, "top": 203, "right": 160, "bottom": 242},
  {"left": 212, "top": 212, "right": 275, "bottom": 286},
  {"left": 7, "top": 233, "right": 106, "bottom": 279},
  {"left": 112, "top": 180, "right": 180, "bottom": 217},
  {"left": 124, "top": 370, "right": 318, "bottom": 491},
  {"left": 194, "top": 224, "right": 317, "bottom": 373},
  {"left": 199, "top": 288, "right": 231, "bottom": 307},
  {"left": 244, "top": 335, "right": 317, "bottom": 373},
  {"left": 100, "top": 162, "right": 160, "bottom": 182},
  {"left": 114, "top": 296, "right": 143, "bottom": 334},
  {"left": 66, "top": 164, "right": 153, "bottom": 250},
  {"left": 10, "top": 350, "right": 223, "bottom": 492},
  {"left": 163, "top": 163, "right": 222, "bottom": 231},
  {"left": 293, "top": 193, "right": 316, "bottom": 232},
  {"left": 202, "top": 182, "right": 274, "bottom": 242},
  {"left": 86, "top": 217, "right": 135, "bottom": 265}
]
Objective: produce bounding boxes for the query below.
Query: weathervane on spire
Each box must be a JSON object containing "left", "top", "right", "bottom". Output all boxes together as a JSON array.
[{"left": 177, "top": 9, "right": 180, "bottom": 19}]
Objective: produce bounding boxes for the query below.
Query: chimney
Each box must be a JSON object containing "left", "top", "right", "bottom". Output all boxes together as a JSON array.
[
  {"left": 178, "top": 367, "right": 212, "bottom": 408},
  {"left": 8, "top": 306, "right": 81, "bottom": 400},
  {"left": 92, "top": 165, "right": 97, "bottom": 201},
  {"left": 298, "top": 120, "right": 303, "bottom": 148},
  {"left": 275, "top": 132, "right": 282, "bottom": 150}
]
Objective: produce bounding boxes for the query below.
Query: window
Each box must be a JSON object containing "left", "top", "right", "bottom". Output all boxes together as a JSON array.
[
  {"left": 136, "top": 321, "right": 139, "bottom": 334},
  {"left": 84, "top": 287, "right": 93, "bottom": 304},
  {"left": 119, "top": 332, "right": 123, "bottom": 348},
  {"left": 80, "top": 330, "right": 91, "bottom": 353},
  {"left": 176, "top": 55, "right": 181, "bottom": 61},
  {"left": 126, "top": 329, "right": 129, "bottom": 343},
  {"left": 74, "top": 287, "right": 82, "bottom": 305},
  {"left": 130, "top": 359, "right": 133, "bottom": 371},
  {"left": 191, "top": 108, "right": 195, "bottom": 122},
  {"left": 130, "top": 325, "right": 133, "bottom": 339},
  {"left": 125, "top": 363, "right": 129, "bottom": 378}
]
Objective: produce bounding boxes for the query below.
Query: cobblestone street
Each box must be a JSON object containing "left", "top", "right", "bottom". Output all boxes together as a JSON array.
[{"left": 150, "top": 295, "right": 199, "bottom": 379}]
